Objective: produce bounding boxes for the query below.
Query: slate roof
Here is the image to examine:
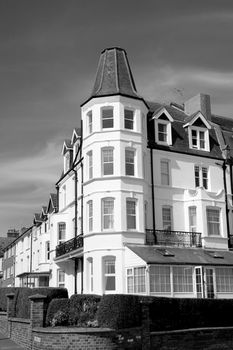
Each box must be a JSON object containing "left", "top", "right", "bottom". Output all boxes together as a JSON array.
[
  {"left": 147, "top": 101, "right": 233, "bottom": 160},
  {"left": 127, "top": 245, "right": 233, "bottom": 266},
  {"left": 50, "top": 193, "right": 58, "bottom": 210},
  {"left": 0, "top": 237, "right": 15, "bottom": 257},
  {"left": 82, "top": 47, "right": 145, "bottom": 105}
]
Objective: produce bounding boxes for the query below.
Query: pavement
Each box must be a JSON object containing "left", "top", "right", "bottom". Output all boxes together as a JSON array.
[{"left": 0, "top": 332, "right": 24, "bottom": 349}]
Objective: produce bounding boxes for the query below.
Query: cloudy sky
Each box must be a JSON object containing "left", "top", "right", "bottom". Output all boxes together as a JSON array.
[{"left": 1, "top": 0, "right": 233, "bottom": 234}]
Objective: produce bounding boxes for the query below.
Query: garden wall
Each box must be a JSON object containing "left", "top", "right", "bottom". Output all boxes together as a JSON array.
[
  {"left": 9, "top": 317, "right": 31, "bottom": 350},
  {"left": 151, "top": 327, "right": 233, "bottom": 350}
]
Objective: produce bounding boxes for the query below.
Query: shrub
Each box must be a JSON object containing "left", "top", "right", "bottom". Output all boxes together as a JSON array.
[
  {"left": 51, "top": 310, "right": 70, "bottom": 327},
  {"left": 15, "top": 287, "right": 68, "bottom": 319},
  {"left": 69, "top": 294, "right": 101, "bottom": 326},
  {"left": 46, "top": 298, "right": 70, "bottom": 326},
  {"left": 96, "top": 294, "right": 142, "bottom": 329}
]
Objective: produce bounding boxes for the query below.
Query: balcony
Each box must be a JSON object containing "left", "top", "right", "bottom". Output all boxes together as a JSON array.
[
  {"left": 56, "top": 235, "right": 83, "bottom": 258},
  {"left": 146, "top": 229, "right": 202, "bottom": 248}
]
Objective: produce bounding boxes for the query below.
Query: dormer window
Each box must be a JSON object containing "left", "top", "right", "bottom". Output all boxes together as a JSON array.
[
  {"left": 184, "top": 112, "right": 211, "bottom": 152},
  {"left": 102, "top": 107, "right": 114, "bottom": 129},
  {"left": 190, "top": 127, "right": 208, "bottom": 151},
  {"left": 154, "top": 109, "right": 173, "bottom": 146},
  {"left": 64, "top": 152, "right": 70, "bottom": 172}
]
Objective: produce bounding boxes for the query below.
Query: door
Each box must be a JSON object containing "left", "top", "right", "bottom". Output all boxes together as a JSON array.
[
  {"left": 205, "top": 268, "right": 215, "bottom": 299},
  {"left": 195, "top": 266, "right": 204, "bottom": 298}
]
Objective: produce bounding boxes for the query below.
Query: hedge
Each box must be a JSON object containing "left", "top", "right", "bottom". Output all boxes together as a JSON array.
[
  {"left": 69, "top": 294, "right": 101, "bottom": 326},
  {"left": 96, "top": 294, "right": 142, "bottom": 329},
  {"left": 0, "top": 287, "right": 18, "bottom": 312},
  {"left": 149, "top": 297, "right": 233, "bottom": 331},
  {"left": 0, "top": 287, "right": 68, "bottom": 319},
  {"left": 15, "top": 287, "right": 68, "bottom": 319},
  {"left": 46, "top": 298, "right": 70, "bottom": 326}
]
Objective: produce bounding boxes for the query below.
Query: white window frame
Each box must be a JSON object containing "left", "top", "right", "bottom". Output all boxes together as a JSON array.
[
  {"left": 88, "top": 200, "right": 93, "bottom": 232},
  {"left": 126, "top": 266, "right": 146, "bottom": 294},
  {"left": 87, "top": 110, "right": 93, "bottom": 134},
  {"left": 206, "top": 207, "right": 221, "bottom": 236},
  {"left": 189, "top": 206, "right": 197, "bottom": 232},
  {"left": 87, "top": 151, "right": 93, "bottom": 179},
  {"left": 162, "top": 205, "right": 173, "bottom": 230},
  {"left": 216, "top": 267, "right": 233, "bottom": 293},
  {"left": 173, "top": 266, "right": 193, "bottom": 293},
  {"left": 101, "top": 107, "right": 114, "bottom": 129},
  {"left": 45, "top": 241, "right": 50, "bottom": 262},
  {"left": 194, "top": 165, "right": 208, "bottom": 189},
  {"left": 102, "top": 148, "right": 114, "bottom": 176},
  {"left": 125, "top": 149, "right": 135, "bottom": 176},
  {"left": 124, "top": 108, "right": 134, "bottom": 130},
  {"left": 57, "top": 269, "right": 65, "bottom": 288},
  {"left": 155, "top": 120, "right": 172, "bottom": 146},
  {"left": 103, "top": 256, "right": 116, "bottom": 292},
  {"left": 189, "top": 126, "right": 209, "bottom": 151},
  {"left": 126, "top": 199, "right": 137, "bottom": 230},
  {"left": 160, "top": 159, "right": 170, "bottom": 186},
  {"left": 58, "top": 222, "right": 66, "bottom": 244},
  {"left": 64, "top": 152, "right": 70, "bottom": 172},
  {"left": 102, "top": 198, "right": 114, "bottom": 230},
  {"left": 149, "top": 265, "right": 171, "bottom": 294}
]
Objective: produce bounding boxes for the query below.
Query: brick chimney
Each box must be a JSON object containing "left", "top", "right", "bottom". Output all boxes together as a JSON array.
[
  {"left": 184, "top": 94, "right": 211, "bottom": 120},
  {"left": 7, "top": 229, "right": 19, "bottom": 238}
]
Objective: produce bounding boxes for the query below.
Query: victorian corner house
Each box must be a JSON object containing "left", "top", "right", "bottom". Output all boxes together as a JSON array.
[{"left": 3, "top": 47, "right": 233, "bottom": 299}]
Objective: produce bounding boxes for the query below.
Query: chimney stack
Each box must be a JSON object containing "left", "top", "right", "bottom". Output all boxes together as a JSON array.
[{"left": 184, "top": 94, "right": 211, "bottom": 120}]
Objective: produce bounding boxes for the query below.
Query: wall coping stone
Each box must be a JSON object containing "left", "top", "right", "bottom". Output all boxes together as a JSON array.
[
  {"left": 32, "top": 327, "right": 116, "bottom": 335},
  {"left": 6, "top": 293, "right": 15, "bottom": 298},
  {"left": 29, "top": 294, "right": 47, "bottom": 300},
  {"left": 9, "top": 317, "right": 30, "bottom": 324},
  {"left": 151, "top": 326, "right": 233, "bottom": 336}
]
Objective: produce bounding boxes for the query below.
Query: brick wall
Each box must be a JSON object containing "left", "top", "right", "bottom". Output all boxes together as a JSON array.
[
  {"left": 0, "top": 312, "right": 7, "bottom": 334},
  {"left": 9, "top": 317, "right": 31, "bottom": 350},
  {"left": 32, "top": 328, "right": 118, "bottom": 350},
  {"left": 151, "top": 327, "right": 233, "bottom": 350}
]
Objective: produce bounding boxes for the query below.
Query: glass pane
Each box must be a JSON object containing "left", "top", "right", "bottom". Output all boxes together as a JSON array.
[
  {"left": 124, "top": 109, "right": 134, "bottom": 130},
  {"left": 102, "top": 109, "right": 113, "bottom": 128},
  {"left": 105, "top": 276, "right": 115, "bottom": 291}
]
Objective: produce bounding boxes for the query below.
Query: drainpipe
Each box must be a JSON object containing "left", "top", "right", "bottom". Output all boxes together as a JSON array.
[
  {"left": 222, "top": 161, "right": 231, "bottom": 249},
  {"left": 30, "top": 228, "right": 33, "bottom": 273},
  {"left": 80, "top": 120, "right": 84, "bottom": 294},
  {"left": 230, "top": 164, "right": 233, "bottom": 206},
  {"left": 150, "top": 147, "right": 156, "bottom": 243}
]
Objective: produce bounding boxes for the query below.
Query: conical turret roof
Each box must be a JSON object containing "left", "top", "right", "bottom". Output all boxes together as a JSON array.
[{"left": 82, "top": 47, "right": 145, "bottom": 105}]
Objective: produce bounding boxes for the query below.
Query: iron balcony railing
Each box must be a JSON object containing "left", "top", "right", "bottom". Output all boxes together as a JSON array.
[
  {"left": 146, "top": 229, "right": 202, "bottom": 248},
  {"left": 56, "top": 235, "right": 83, "bottom": 258}
]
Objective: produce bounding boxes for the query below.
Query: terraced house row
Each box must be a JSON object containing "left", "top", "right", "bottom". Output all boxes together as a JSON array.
[{"left": 2, "top": 47, "right": 233, "bottom": 299}]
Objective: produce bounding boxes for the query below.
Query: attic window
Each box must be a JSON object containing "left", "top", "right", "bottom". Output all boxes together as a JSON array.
[
  {"left": 156, "top": 248, "right": 174, "bottom": 257},
  {"left": 184, "top": 114, "right": 211, "bottom": 152},
  {"left": 154, "top": 114, "right": 172, "bottom": 146},
  {"left": 190, "top": 128, "right": 208, "bottom": 150}
]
